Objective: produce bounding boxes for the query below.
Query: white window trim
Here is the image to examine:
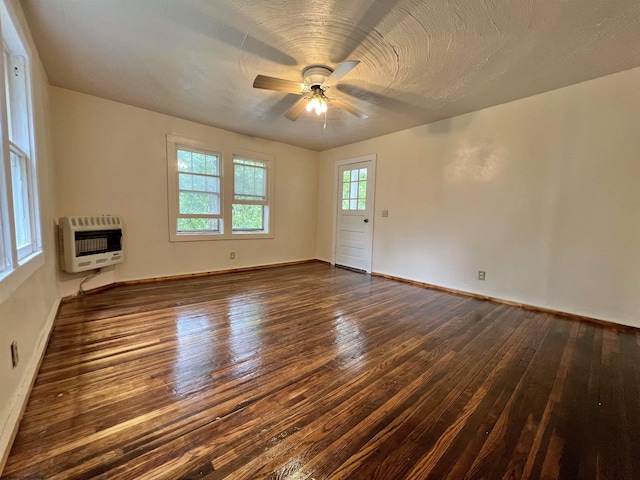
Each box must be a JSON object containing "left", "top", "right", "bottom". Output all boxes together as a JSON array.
[
  {"left": 0, "top": 0, "right": 43, "bottom": 298},
  {"left": 166, "top": 134, "right": 275, "bottom": 241}
]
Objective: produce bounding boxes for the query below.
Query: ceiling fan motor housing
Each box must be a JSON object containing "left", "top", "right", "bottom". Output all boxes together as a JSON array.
[{"left": 303, "top": 65, "right": 333, "bottom": 87}]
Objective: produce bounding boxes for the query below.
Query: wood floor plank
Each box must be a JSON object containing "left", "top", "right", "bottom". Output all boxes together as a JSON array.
[
  {"left": 519, "top": 321, "right": 580, "bottom": 480},
  {"left": 324, "top": 308, "right": 533, "bottom": 480},
  {"left": 3, "top": 262, "right": 640, "bottom": 479},
  {"left": 412, "top": 312, "right": 545, "bottom": 480}
]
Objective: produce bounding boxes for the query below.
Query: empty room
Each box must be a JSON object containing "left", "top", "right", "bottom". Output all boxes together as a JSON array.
[{"left": 1, "top": 0, "right": 640, "bottom": 478}]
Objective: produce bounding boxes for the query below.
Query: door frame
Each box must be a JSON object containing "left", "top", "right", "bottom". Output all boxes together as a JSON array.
[{"left": 331, "top": 153, "right": 377, "bottom": 273}]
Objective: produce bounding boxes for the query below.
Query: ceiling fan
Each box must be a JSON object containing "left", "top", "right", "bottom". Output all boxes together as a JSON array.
[{"left": 253, "top": 60, "right": 368, "bottom": 122}]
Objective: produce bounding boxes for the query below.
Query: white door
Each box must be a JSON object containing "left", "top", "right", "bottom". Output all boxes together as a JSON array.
[{"left": 334, "top": 156, "right": 375, "bottom": 273}]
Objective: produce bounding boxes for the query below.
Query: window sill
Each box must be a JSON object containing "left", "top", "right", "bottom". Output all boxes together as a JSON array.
[
  {"left": 0, "top": 250, "right": 45, "bottom": 304},
  {"left": 169, "top": 232, "right": 274, "bottom": 242}
]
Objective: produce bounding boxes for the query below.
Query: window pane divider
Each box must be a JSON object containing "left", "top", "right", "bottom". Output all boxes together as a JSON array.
[
  {"left": 178, "top": 188, "right": 220, "bottom": 195},
  {"left": 232, "top": 199, "right": 268, "bottom": 206},
  {"left": 176, "top": 214, "right": 222, "bottom": 219},
  {"left": 8, "top": 139, "right": 27, "bottom": 157}
]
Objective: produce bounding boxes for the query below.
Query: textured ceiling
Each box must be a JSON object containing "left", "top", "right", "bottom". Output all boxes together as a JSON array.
[{"left": 20, "top": 0, "right": 640, "bottom": 151}]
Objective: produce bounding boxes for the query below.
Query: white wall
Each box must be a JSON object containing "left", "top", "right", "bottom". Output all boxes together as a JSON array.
[
  {"left": 51, "top": 88, "right": 319, "bottom": 296},
  {"left": 318, "top": 66, "right": 640, "bottom": 327},
  {"left": 0, "top": 0, "right": 58, "bottom": 468}
]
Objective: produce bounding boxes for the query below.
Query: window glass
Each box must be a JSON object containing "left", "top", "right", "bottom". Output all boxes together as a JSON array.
[
  {"left": 341, "top": 167, "right": 367, "bottom": 211},
  {"left": 177, "top": 218, "right": 220, "bottom": 233},
  {"left": 10, "top": 150, "right": 30, "bottom": 249},
  {"left": 232, "top": 158, "right": 268, "bottom": 232},
  {"left": 234, "top": 158, "right": 267, "bottom": 202},
  {"left": 232, "top": 204, "right": 264, "bottom": 231},
  {"left": 176, "top": 148, "right": 222, "bottom": 234}
]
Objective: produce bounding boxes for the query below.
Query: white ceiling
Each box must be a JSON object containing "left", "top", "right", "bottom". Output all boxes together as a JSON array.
[{"left": 20, "top": 0, "right": 640, "bottom": 151}]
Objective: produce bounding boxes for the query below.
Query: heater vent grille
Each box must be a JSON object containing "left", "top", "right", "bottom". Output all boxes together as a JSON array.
[{"left": 58, "top": 215, "right": 124, "bottom": 273}]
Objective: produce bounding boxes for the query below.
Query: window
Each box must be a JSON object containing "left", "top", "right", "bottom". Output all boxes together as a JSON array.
[
  {"left": 0, "top": 1, "right": 41, "bottom": 282},
  {"left": 341, "top": 167, "right": 367, "bottom": 211},
  {"left": 167, "top": 135, "right": 273, "bottom": 241},
  {"left": 176, "top": 147, "right": 221, "bottom": 234},
  {"left": 232, "top": 157, "right": 268, "bottom": 232}
]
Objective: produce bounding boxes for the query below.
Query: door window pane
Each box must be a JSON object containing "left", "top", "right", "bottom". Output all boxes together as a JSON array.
[
  {"left": 341, "top": 167, "right": 368, "bottom": 211},
  {"left": 350, "top": 181, "right": 358, "bottom": 199}
]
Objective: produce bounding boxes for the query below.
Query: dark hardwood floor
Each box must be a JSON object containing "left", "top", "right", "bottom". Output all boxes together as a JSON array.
[{"left": 3, "top": 262, "right": 640, "bottom": 479}]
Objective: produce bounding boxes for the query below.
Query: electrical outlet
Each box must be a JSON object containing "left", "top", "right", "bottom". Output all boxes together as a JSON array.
[
  {"left": 230, "top": 252, "right": 235, "bottom": 260},
  {"left": 11, "top": 341, "right": 19, "bottom": 368},
  {"left": 381, "top": 210, "right": 389, "bottom": 217},
  {"left": 478, "top": 271, "right": 486, "bottom": 281}
]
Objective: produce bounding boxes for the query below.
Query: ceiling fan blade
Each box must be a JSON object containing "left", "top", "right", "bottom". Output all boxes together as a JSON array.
[
  {"left": 322, "top": 60, "right": 360, "bottom": 88},
  {"left": 331, "top": 98, "right": 368, "bottom": 119},
  {"left": 284, "top": 97, "right": 309, "bottom": 121},
  {"left": 253, "top": 75, "right": 307, "bottom": 94}
]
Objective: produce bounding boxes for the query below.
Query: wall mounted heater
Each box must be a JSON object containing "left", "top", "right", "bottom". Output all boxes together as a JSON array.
[{"left": 58, "top": 215, "right": 124, "bottom": 273}]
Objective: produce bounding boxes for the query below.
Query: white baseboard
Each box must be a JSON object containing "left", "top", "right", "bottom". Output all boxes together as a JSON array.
[{"left": 0, "top": 297, "right": 60, "bottom": 474}]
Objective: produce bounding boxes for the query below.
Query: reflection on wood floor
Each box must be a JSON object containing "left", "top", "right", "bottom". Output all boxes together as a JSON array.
[{"left": 4, "top": 262, "right": 640, "bottom": 479}]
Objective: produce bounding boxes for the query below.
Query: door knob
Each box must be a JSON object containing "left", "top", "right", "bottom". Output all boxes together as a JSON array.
[{"left": 364, "top": 218, "right": 369, "bottom": 223}]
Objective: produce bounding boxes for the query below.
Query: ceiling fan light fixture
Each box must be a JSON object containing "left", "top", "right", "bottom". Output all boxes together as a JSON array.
[
  {"left": 306, "top": 89, "right": 327, "bottom": 115},
  {"left": 305, "top": 97, "right": 316, "bottom": 112}
]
